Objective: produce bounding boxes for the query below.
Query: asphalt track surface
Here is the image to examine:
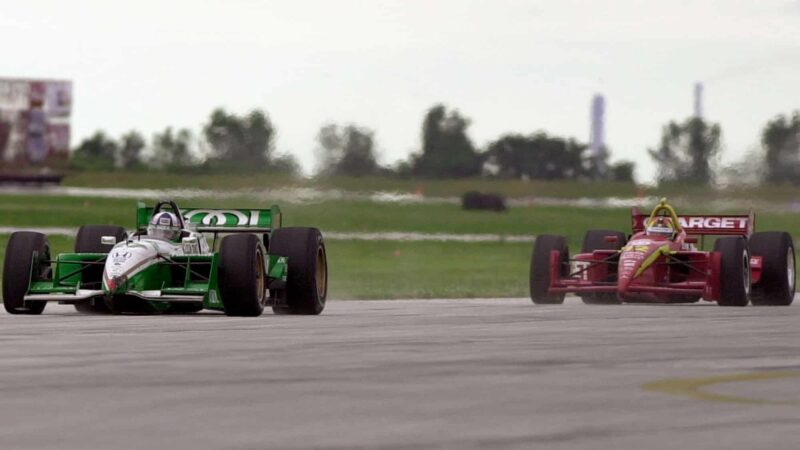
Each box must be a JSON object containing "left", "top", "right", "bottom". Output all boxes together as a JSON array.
[{"left": 1, "top": 298, "right": 798, "bottom": 449}]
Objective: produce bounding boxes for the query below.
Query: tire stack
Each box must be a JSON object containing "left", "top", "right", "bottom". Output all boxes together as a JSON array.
[{"left": 461, "top": 191, "right": 507, "bottom": 212}]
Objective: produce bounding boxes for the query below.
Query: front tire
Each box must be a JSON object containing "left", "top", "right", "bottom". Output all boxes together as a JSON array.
[
  {"left": 73, "top": 225, "right": 128, "bottom": 314},
  {"left": 270, "top": 227, "right": 328, "bottom": 315},
  {"left": 714, "top": 237, "right": 750, "bottom": 307},
  {"left": 3, "top": 232, "right": 50, "bottom": 314},
  {"left": 529, "top": 235, "right": 568, "bottom": 304},
  {"left": 749, "top": 231, "right": 795, "bottom": 306},
  {"left": 219, "top": 234, "right": 267, "bottom": 317}
]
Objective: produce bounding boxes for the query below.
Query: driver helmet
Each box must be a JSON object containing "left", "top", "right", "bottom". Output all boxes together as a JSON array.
[
  {"left": 148, "top": 211, "right": 181, "bottom": 241},
  {"left": 646, "top": 216, "right": 675, "bottom": 239}
]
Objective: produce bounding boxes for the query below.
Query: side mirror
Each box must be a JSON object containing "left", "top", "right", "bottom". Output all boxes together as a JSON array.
[
  {"left": 603, "top": 235, "right": 619, "bottom": 244},
  {"left": 101, "top": 236, "right": 117, "bottom": 245},
  {"left": 182, "top": 236, "right": 199, "bottom": 253}
]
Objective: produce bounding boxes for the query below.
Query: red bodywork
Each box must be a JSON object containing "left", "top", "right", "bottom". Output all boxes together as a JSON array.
[{"left": 548, "top": 208, "right": 762, "bottom": 303}]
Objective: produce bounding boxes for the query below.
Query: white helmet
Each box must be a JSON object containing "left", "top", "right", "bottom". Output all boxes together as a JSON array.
[{"left": 148, "top": 211, "right": 181, "bottom": 241}]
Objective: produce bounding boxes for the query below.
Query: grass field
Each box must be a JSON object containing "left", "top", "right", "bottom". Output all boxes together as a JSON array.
[{"left": 0, "top": 194, "right": 632, "bottom": 235}]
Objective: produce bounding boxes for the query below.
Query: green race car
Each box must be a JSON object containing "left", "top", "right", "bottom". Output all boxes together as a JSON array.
[{"left": 2, "top": 200, "right": 328, "bottom": 316}]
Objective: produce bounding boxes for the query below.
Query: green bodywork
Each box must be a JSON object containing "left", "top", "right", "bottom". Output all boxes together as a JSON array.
[{"left": 24, "top": 203, "right": 289, "bottom": 312}]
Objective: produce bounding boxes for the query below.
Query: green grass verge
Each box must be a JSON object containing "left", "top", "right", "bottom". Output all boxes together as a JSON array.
[
  {"left": 0, "top": 234, "right": 531, "bottom": 300},
  {"left": 0, "top": 195, "right": 631, "bottom": 236},
  {"left": 2, "top": 193, "right": 799, "bottom": 239}
]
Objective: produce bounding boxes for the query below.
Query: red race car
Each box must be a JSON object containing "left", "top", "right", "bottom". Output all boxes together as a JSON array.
[{"left": 530, "top": 199, "right": 795, "bottom": 306}]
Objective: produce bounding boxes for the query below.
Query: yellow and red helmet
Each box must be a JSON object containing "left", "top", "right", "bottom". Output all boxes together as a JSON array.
[{"left": 646, "top": 216, "right": 675, "bottom": 239}]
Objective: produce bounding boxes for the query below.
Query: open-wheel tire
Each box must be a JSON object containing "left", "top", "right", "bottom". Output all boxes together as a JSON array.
[
  {"left": 749, "top": 231, "right": 795, "bottom": 306},
  {"left": 3, "top": 232, "right": 50, "bottom": 314},
  {"left": 714, "top": 236, "right": 750, "bottom": 307},
  {"left": 73, "top": 225, "right": 127, "bottom": 314},
  {"left": 579, "top": 229, "right": 626, "bottom": 305},
  {"left": 270, "top": 227, "right": 327, "bottom": 315},
  {"left": 219, "top": 234, "right": 267, "bottom": 317},
  {"left": 529, "top": 235, "right": 568, "bottom": 304}
]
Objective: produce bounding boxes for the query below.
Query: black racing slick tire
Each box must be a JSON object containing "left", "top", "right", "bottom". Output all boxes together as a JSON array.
[
  {"left": 219, "top": 234, "right": 267, "bottom": 317},
  {"left": 714, "top": 237, "right": 750, "bottom": 307},
  {"left": 270, "top": 227, "right": 328, "bottom": 315},
  {"left": 2, "top": 232, "right": 50, "bottom": 314},
  {"left": 580, "top": 229, "right": 626, "bottom": 305},
  {"left": 749, "top": 231, "right": 795, "bottom": 306},
  {"left": 529, "top": 235, "right": 568, "bottom": 304},
  {"left": 73, "top": 225, "right": 127, "bottom": 314}
]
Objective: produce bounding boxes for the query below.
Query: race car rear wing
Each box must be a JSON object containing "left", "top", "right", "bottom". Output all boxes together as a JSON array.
[
  {"left": 631, "top": 207, "right": 754, "bottom": 237},
  {"left": 136, "top": 202, "right": 282, "bottom": 233}
]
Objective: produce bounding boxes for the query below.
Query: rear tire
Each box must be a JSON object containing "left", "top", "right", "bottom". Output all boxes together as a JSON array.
[
  {"left": 219, "top": 234, "right": 266, "bottom": 317},
  {"left": 580, "top": 229, "right": 626, "bottom": 305},
  {"left": 3, "top": 232, "right": 50, "bottom": 314},
  {"left": 529, "top": 235, "right": 568, "bottom": 304},
  {"left": 714, "top": 237, "right": 750, "bottom": 307},
  {"left": 73, "top": 225, "right": 127, "bottom": 314},
  {"left": 749, "top": 231, "right": 795, "bottom": 306},
  {"left": 270, "top": 227, "right": 328, "bottom": 315}
]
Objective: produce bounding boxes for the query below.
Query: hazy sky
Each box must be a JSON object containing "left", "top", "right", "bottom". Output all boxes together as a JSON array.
[{"left": 3, "top": 0, "right": 800, "bottom": 181}]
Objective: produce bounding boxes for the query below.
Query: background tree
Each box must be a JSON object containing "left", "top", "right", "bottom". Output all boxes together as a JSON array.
[
  {"left": 203, "top": 108, "right": 274, "bottom": 167},
  {"left": 648, "top": 117, "right": 721, "bottom": 185},
  {"left": 118, "top": 130, "right": 146, "bottom": 170},
  {"left": 150, "top": 127, "right": 194, "bottom": 169},
  {"left": 411, "top": 104, "right": 482, "bottom": 178},
  {"left": 70, "top": 131, "right": 118, "bottom": 170},
  {"left": 762, "top": 112, "right": 800, "bottom": 184},
  {"left": 484, "top": 133, "right": 590, "bottom": 180},
  {"left": 609, "top": 160, "right": 636, "bottom": 182},
  {"left": 316, "top": 124, "right": 380, "bottom": 176}
]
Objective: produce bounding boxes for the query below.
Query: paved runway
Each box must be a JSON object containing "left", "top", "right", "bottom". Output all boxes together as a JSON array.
[{"left": 1, "top": 298, "right": 798, "bottom": 449}]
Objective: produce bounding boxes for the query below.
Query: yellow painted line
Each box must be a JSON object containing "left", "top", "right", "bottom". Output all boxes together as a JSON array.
[{"left": 643, "top": 371, "right": 800, "bottom": 406}]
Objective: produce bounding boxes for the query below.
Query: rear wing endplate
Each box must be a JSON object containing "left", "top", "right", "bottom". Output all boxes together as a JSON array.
[
  {"left": 631, "top": 207, "right": 754, "bottom": 237},
  {"left": 136, "top": 202, "right": 282, "bottom": 233}
]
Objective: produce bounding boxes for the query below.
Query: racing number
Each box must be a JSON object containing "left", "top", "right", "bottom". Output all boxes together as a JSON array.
[{"left": 572, "top": 261, "right": 590, "bottom": 281}]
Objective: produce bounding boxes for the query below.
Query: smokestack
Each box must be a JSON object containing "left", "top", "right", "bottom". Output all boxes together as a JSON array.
[
  {"left": 693, "top": 82, "right": 704, "bottom": 119},
  {"left": 589, "top": 94, "right": 606, "bottom": 158}
]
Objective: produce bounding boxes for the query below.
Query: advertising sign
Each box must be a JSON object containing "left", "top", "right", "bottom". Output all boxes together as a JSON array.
[{"left": 0, "top": 78, "right": 72, "bottom": 166}]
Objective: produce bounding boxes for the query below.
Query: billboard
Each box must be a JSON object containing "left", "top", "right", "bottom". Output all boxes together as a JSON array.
[{"left": 0, "top": 78, "right": 72, "bottom": 167}]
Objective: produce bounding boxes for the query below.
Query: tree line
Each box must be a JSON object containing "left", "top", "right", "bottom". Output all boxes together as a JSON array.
[{"left": 70, "top": 104, "right": 800, "bottom": 185}]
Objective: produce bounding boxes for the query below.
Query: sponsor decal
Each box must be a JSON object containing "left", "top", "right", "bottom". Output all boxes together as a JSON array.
[
  {"left": 620, "top": 258, "right": 636, "bottom": 276},
  {"left": 208, "top": 290, "right": 221, "bottom": 305},
  {"left": 623, "top": 245, "right": 650, "bottom": 253},
  {"left": 111, "top": 250, "right": 132, "bottom": 265},
  {"left": 183, "top": 209, "right": 262, "bottom": 227},
  {"left": 677, "top": 217, "right": 748, "bottom": 230},
  {"left": 622, "top": 251, "right": 645, "bottom": 261}
]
